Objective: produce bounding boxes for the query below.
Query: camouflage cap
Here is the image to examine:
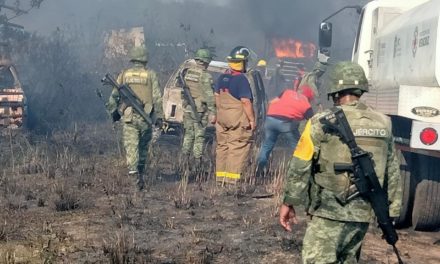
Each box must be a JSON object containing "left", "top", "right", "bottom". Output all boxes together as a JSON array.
[
  {"left": 327, "top": 61, "right": 368, "bottom": 95},
  {"left": 194, "top": 48, "right": 212, "bottom": 63},
  {"left": 129, "top": 45, "right": 148, "bottom": 63}
]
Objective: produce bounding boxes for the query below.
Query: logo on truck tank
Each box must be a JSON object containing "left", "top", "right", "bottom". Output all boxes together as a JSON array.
[
  {"left": 419, "top": 28, "right": 430, "bottom": 48},
  {"left": 393, "top": 36, "right": 401, "bottom": 58},
  {"left": 412, "top": 27, "right": 418, "bottom": 57},
  {"left": 411, "top": 106, "right": 439, "bottom": 117}
]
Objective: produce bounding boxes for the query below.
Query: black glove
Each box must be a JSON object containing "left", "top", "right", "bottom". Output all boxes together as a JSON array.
[{"left": 111, "top": 110, "right": 121, "bottom": 122}]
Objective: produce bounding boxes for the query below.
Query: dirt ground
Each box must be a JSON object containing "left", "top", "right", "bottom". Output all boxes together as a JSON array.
[{"left": 0, "top": 125, "right": 439, "bottom": 264}]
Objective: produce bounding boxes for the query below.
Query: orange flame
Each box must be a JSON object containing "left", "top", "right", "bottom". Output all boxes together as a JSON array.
[{"left": 272, "top": 38, "right": 316, "bottom": 59}]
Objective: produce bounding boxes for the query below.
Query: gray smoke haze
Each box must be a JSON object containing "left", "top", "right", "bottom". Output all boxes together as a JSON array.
[
  {"left": 14, "top": 0, "right": 367, "bottom": 59},
  {"left": 7, "top": 0, "right": 367, "bottom": 131}
]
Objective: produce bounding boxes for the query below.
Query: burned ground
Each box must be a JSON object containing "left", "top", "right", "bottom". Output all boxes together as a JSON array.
[{"left": 0, "top": 124, "right": 439, "bottom": 264}]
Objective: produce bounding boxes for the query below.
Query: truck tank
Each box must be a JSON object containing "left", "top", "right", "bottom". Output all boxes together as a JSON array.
[
  {"left": 359, "top": 0, "right": 440, "bottom": 231},
  {"left": 369, "top": 0, "right": 440, "bottom": 124}
]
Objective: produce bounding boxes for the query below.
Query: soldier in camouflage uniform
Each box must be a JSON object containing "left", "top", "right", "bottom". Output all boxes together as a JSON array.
[
  {"left": 180, "top": 48, "right": 216, "bottom": 171},
  {"left": 106, "top": 45, "right": 163, "bottom": 190},
  {"left": 279, "top": 61, "right": 402, "bottom": 263},
  {"left": 298, "top": 61, "right": 327, "bottom": 112}
]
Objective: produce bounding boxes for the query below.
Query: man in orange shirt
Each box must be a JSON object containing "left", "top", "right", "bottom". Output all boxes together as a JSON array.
[{"left": 255, "top": 85, "right": 315, "bottom": 177}]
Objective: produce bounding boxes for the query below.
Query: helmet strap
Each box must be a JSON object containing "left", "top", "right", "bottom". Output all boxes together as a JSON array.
[
  {"left": 195, "top": 59, "right": 208, "bottom": 67},
  {"left": 131, "top": 60, "right": 147, "bottom": 65}
]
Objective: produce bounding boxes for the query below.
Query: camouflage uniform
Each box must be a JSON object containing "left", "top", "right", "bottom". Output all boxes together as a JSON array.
[
  {"left": 106, "top": 46, "right": 163, "bottom": 188},
  {"left": 283, "top": 62, "right": 402, "bottom": 263},
  {"left": 181, "top": 60, "right": 216, "bottom": 159},
  {"left": 299, "top": 61, "right": 327, "bottom": 111}
]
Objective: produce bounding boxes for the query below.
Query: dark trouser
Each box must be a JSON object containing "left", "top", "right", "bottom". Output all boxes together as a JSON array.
[{"left": 257, "top": 116, "right": 300, "bottom": 168}]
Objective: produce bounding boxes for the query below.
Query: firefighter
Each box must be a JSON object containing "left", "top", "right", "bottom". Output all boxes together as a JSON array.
[
  {"left": 215, "top": 46, "right": 255, "bottom": 185},
  {"left": 256, "top": 59, "right": 267, "bottom": 77}
]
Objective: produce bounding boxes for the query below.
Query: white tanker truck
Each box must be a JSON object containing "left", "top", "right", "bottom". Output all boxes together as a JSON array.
[{"left": 320, "top": 0, "right": 440, "bottom": 231}]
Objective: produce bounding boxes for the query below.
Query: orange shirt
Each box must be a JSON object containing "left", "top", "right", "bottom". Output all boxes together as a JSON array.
[{"left": 267, "top": 90, "right": 312, "bottom": 120}]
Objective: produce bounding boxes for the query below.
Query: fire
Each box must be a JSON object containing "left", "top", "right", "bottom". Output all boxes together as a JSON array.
[{"left": 272, "top": 38, "right": 316, "bottom": 59}]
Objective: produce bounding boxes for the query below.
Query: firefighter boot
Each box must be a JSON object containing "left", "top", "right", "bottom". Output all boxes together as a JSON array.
[{"left": 137, "top": 173, "right": 145, "bottom": 191}]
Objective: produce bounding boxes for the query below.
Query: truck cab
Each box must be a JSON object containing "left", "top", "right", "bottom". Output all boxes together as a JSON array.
[{"left": 321, "top": 0, "right": 440, "bottom": 231}]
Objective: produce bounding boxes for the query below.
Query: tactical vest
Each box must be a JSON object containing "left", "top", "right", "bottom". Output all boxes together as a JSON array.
[
  {"left": 122, "top": 67, "right": 153, "bottom": 115},
  {"left": 314, "top": 102, "right": 390, "bottom": 197},
  {"left": 184, "top": 66, "right": 206, "bottom": 111}
]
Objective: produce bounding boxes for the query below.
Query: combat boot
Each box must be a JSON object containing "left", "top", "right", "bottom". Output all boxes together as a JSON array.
[
  {"left": 137, "top": 173, "right": 145, "bottom": 191},
  {"left": 137, "top": 165, "right": 146, "bottom": 191}
]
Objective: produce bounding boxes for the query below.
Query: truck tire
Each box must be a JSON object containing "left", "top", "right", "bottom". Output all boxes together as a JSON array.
[
  {"left": 412, "top": 155, "right": 440, "bottom": 231},
  {"left": 394, "top": 151, "right": 415, "bottom": 228}
]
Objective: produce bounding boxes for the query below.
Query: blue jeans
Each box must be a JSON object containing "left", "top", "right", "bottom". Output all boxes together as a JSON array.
[{"left": 257, "top": 116, "right": 300, "bottom": 168}]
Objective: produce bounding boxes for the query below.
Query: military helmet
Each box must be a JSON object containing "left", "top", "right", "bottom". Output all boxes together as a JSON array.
[
  {"left": 227, "top": 46, "right": 250, "bottom": 62},
  {"left": 129, "top": 45, "right": 148, "bottom": 62},
  {"left": 194, "top": 48, "right": 212, "bottom": 63},
  {"left": 326, "top": 61, "right": 368, "bottom": 95}
]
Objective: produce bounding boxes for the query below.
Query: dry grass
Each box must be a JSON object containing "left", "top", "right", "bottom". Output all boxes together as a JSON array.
[
  {"left": 54, "top": 187, "right": 81, "bottom": 212},
  {"left": 102, "top": 231, "right": 152, "bottom": 264},
  {"left": 0, "top": 123, "right": 294, "bottom": 263},
  {"left": 174, "top": 169, "right": 193, "bottom": 209}
]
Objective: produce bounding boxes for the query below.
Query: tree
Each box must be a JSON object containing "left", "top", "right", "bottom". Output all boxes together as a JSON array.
[{"left": 0, "top": 0, "right": 44, "bottom": 58}]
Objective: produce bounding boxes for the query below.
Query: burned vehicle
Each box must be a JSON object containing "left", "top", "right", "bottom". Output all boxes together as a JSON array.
[{"left": 0, "top": 61, "right": 26, "bottom": 130}]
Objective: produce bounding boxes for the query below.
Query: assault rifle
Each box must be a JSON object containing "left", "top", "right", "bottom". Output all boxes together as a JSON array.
[
  {"left": 319, "top": 107, "right": 403, "bottom": 264},
  {"left": 178, "top": 68, "right": 203, "bottom": 126},
  {"left": 101, "top": 74, "right": 152, "bottom": 125}
]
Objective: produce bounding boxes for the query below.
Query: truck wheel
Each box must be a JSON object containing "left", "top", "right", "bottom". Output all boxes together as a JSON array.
[
  {"left": 412, "top": 155, "right": 440, "bottom": 231},
  {"left": 394, "top": 150, "right": 415, "bottom": 228}
]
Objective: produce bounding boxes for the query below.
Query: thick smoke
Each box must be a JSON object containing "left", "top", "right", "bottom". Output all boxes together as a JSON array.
[
  {"left": 244, "top": 0, "right": 369, "bottom": 59},
  {"left": 8, "top": 0, "right": 367, "bottom": 131},
  {"left": 14, "top": 0, "right": 367, "bottom": 59}
]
